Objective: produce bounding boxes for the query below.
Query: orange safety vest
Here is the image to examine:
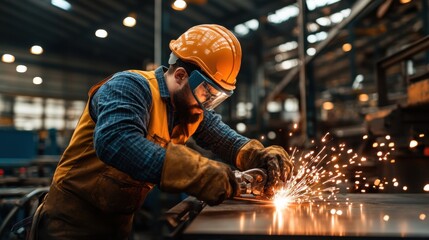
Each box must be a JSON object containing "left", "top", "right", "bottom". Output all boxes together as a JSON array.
[{"left": 40, "top": 70, "right": 203, "bottom": 238}]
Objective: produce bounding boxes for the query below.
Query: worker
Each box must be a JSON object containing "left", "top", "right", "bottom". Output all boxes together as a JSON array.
[{"left": 33, "top": 24, "right": 293, "bottom": 239}]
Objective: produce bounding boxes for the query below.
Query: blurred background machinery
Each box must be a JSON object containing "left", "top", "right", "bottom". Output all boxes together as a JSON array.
[{"left": 358, "top": 36, "right": 429, "bottom": 194}]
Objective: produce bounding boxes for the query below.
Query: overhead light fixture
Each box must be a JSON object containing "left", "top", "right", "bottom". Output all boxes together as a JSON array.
[
  {"left": 307, "top": 0, "right": 341, "bottom": 11},
  {"left": 31, "top": 45, "right": 43, "bottom": 55},
  {"left": 267, "top": 131, "right": 277, "bottom": 140},
  {"left": 236, "top": 123, "right": 247, "bottom": 133},
  {"left": 2, "top": 54, "right": 15, "bottom": 63},
  {"left": 233, "top": 19, "right": 259, "bottom": 36},
  {"left": 358, "top": 93, "right": 369, "bottom": 102},
  {"left": 16, "top": 65, "right": 27, "bottom": 73},
  {"left": 95, "top": 29, "right": 108, "bottom": 38},
  {"left": 33, "top": 77, "right": 43, "bottom": 85},
  {"left": 307, "top": 22, "right": 320, "bottom": 32},
  {"left": 307, "top": 31, "right": 328, "bottom": 43},
  {"left": 267, "top": 101, "right": 282, "bottom": 113},
  {"left": 306, "top": 47, "right": 316, "bottom": 56},
  {"left": 277, "top": 58, "right": 298, "bottom": 70},
  {"left": 284, "top": 98, "right": 299, "bottom": 112},
  {"left": 234, "top": 25, "right": 249, "bottom": 36},
  {"left": 172, "top": 0, "right": 187, "bottom": 11},
  {"left": 123, "top": 13, "right": 137, "bottom": 27},
  {"left": 409, "top": 139, "right": 418, "bottom": 148},
  {"left": 267, "top": 5, "right": 299, "bottom": 24},
  {"left": 400, "top": 0, "right": 412, "bottom": 4},
  {"left": 342, "top": 43, "right": 352, "bottom": 52},
  {"left": 51, "top": 0, "right": 71, "bottom": 11},
  {"left": 278, "top": 41, "right": 298, "bottom": 52},
  {"left": 322, "top": 101, "right": 334, "bottom": 110}
]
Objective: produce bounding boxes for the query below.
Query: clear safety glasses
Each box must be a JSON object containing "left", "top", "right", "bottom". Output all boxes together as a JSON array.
[{"left": 188, "top": 70, "right": 233, "bottom": 111}]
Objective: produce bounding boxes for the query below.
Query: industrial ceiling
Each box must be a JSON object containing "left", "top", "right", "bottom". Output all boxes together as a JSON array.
[{"left": 0, "top": 0, "right": 426, "bottom": 106}]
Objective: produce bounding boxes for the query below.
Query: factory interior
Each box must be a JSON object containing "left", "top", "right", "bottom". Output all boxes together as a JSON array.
[{"left": 1, "top": 0, "right": 429, "bottom": 239}]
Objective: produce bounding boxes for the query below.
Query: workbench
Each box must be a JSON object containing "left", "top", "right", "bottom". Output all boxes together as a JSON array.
[{"left": 164, "top": 194, "right": 429, "bottom": 239}]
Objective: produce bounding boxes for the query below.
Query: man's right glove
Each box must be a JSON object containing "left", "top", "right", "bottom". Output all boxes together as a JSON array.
[
  {"left": 160, "top": 143, "right": 237, "bottom": 206},
  {"left": 235, "top": 140, "right": 293, "bottom": 197}
]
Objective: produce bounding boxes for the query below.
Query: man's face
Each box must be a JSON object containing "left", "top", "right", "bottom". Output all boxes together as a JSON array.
[{"left": 172, "top": 81, "right": 203, "bottom": 124}]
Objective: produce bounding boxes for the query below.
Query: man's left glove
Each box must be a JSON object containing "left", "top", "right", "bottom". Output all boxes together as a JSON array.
[
  {"left": 236, "top": 140, "right": 293, "bottom": 197},
  {"left": 160, "top": 143, "right": 237, "bottom": 206}
]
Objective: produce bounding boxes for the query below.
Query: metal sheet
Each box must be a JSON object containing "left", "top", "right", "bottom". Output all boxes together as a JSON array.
[{"left": 183, "top": 194, "right": 429, "bottom": 239}]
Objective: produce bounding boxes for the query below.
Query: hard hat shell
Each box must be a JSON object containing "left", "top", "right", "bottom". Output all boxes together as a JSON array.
[{"left": 169, "top": 24, "right": 242, "bottom": 91}]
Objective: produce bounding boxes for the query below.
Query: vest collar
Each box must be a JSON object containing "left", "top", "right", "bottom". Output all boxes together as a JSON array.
[{"left": 155, "top": 66, "right": 170, "bottom": 99}]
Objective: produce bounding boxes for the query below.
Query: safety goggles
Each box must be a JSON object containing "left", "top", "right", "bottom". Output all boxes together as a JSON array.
[{"left": 188, "top": 70, "right": 233, "bottom": 111}]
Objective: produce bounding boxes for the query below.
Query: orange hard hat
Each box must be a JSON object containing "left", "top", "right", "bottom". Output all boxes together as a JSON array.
[{"left": 169, "top": 24, "right": 242, "bottom": 91}]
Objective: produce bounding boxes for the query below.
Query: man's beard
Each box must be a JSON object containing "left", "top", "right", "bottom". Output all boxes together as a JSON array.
[{"left": 172, "top": 84, "right": 202, "bottom": 126}]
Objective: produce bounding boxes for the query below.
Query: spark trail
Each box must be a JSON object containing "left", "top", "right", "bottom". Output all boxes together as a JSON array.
[{"left": 274, "top": 132, "right": 368, "bottom": 207}]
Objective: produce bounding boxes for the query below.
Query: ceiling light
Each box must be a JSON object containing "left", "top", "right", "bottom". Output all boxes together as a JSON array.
[
  {"left": 409, "top": 139, "right": 418, "bottom": 148},
  {"left": 306, "top": 47, "right": 316, "bottom": 56},
  {"left": 284, "top": 98, "right": 299, "bottom": 112},
  {"left": 307, "top": 31, "right": 327, "bottom": 43},
  {"left": 400, "top": 0, "right": 412, "bottom": 4},
  {"left": 330, "top": 12, "right": 344, "bottom": 23},
  {"left": 278, "top": 41, "right": 298, "bottom": 52},
  {"left": 2, "top": 54, "right": 15, "bottom": 63},
  {"left": 172, "top": 0, "right": 187, "bottom": 11},
  {"left": 276, "top": 59, "right": 299, "bottom": 71},
  {"left": 267, "top": 131, "right": 277, "bottom": 140},
  {"left": 234, "top": 24, "right": 249, "bottom": 36},
  {"left": 358, "top": 93, "right": 369, "bottom": 102},
  {"left": 51, "top": 0, "right": 71, "bottom": 11},
  {"left": 123, "top": 16, "right": 136, "bottom": 27},
  {"left": 267, "top": 101, "right": 282, "bottom": 113},
  {"left": 316, "top": 17, "right": 331, "bottom": 26},
  {"left": 342, "top": 43, "right": 352, "bottom": 52},
  {"left": 234, "top": 18, "right": 259, "bottom": 36},
  {"left": 267, "top": 5, "right": 299, "bottom": 24},
  {"left": 95, "top": 29, "right": 108, "bottom": 38},
  {"left": 244, "top": 19, "right": 259, "bottom": 30},
  {"left": 236, "top": 123, "right": 247, "bottom": 133},
  {"left": 306, "top": 0, "right": 341, "bottom": 11},
  {"left": 33, "top": 77, "right": 43, "bottom": 85},
  {"left": 352, "top": 74, "right": 364, "bottom": 89},
  {"left": 16, "top": 65, "right": 27, "bottom": 73},
  {"left": 307, "top": 22, "right": 319, "bottom": 32},
  {"left": 31, "top": 45, "right": 43, "bottom": 55},
  {"left": 307, "top": 34, "right": 318, "bottom": 43},
  {"left": 322, "top": 102, "right": 334, "bottom": 110}
]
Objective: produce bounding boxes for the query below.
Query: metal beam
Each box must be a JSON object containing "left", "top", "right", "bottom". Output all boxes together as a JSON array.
[
  {"left": 154, "top": 0, "right": 162, "bottom": 66},
  {"left": 262, "top": 0, "right": 383, "bottom": 110},
  {"left": 297, "top": 0, "right": 310, "bottom": 139},
  {"left": 376, "top": 35, "right": 429, "bottom": 106}
]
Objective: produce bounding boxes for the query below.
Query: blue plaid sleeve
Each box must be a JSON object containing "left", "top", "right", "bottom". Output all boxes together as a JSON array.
[
  {"left": 193, "top": 110, "right": 249, "bottom": 166},
  {"left": 90, "top": 71, "right": 165, "bottom": 184}
]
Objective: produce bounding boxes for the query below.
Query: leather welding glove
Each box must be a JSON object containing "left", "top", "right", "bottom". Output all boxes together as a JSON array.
[
  {"left": 236, "top": 139, "right": 293, "bottom": 197},
  {"left": 160, "top": 142, "right": 237, "bottom": 206}
]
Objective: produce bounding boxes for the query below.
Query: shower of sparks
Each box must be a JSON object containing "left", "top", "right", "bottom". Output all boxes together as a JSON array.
[
  {"left": 272, "top": 129, "right": 425, "bottom": 206},
  {"left": 270, "top": 125, "right": 429, "bottom": 208},
  {"left": 274, "top": 132, "right": 350, "bottom": 204}
]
